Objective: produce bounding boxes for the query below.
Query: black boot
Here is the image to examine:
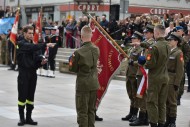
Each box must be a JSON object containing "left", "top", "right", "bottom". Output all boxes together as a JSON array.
[
  {"left": 18, "top": 106, "right": 25, "bottom": 126},
  {"left": 158, "top": 123, "right": 165, "bottom": 127},
  {"left": 177, "top": 96, "right": 181, "bottom": 106},
  {"left": 129, "top": 112, "right": 148, "bottom": 126},
  {"left": 150, "top": 123, "right": 157, "bottom": 127},
  {"left": 144, "top": 111, "right": 149, "bottom": 125},
  {"left": 164, "top": 115, "right": 170, "bottom": 127},
  {"left": 121, "top": 106, "right": 134, "bottom": 121},
  {"left": 129, "top": 107, "right": 138, "bottom": 122},
  {"left": 95, "top": 112, "right": 103, "bottom": 121},
  {"left": 168, "top": 117, "right": 176, "bottom": 127},
  {"left": 26, "top": 104, "right": 38, "bottom": 125},
  {"left": 25, "top": 111, "right": 38, "bottom": 125}
]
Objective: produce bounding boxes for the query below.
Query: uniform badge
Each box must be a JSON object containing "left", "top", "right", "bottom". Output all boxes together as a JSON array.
[
  {"left": 148, "top": 47, "right": 152, "bottom": 50},
  {"left": 69, "top": 54, "right": 75, "bottom": 66},
  {"left": 146, "top": 54, "right": 151, "bottom": 60},
  {"left": 180, "top": 53, "right": 184, "bottom": 62}
]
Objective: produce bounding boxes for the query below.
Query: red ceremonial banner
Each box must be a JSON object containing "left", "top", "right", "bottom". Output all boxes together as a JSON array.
[
  {"left": 91, "top": 25, "right": 123, "bottom": 109},
  {"left": 10, "top": 10, "right": 19, "bottom": 46},
  {"left": 33, "top": 11, "right": 42, "bottom": 44}
]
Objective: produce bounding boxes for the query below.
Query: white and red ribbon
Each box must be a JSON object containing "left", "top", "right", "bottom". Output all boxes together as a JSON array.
[{"left": 136, "top": 66, "right": 148, "bottom": 98}]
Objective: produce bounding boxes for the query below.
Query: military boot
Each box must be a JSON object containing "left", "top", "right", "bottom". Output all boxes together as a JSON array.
[
  {"left": 168, "top": 117, "right": 176, "bottom": 127},
  {"left": 18, "top": 106, "right": 25, "bottom": 126},
  {"left": 129, "top": 111, "right": 148, "bottom": 126},
  {"left": 144, "top": 111, "right": 149, "bottom": 125},
  {"left": 158, "top": 123, "right": 165, "bottom": 127},
  {"left": 129, "top": 107, "right": 138, "bottom": 122},
  {"left": 95, "top": 115, "right": 103, "bottom": 121},
  {"left": 164, "top": 115, "right": 170, "bottom": 127},
  {"left": 25, "top": 111, "right": 38, "bottom": 125},
  {"left": 121, "top": 106, "right": 134, "bottom": 121},
  {"left": 177, "top": 96, "right": 181, "bottom": 106},
  {"left": 150, "top": 123, "right": 157, "bottom": 127},
  {"left": 26, "top": 104, "right": 38, "bottom": 125}
]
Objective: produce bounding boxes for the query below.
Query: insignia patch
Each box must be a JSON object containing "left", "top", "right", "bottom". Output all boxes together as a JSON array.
[
  {"left": 169, "top": 57, "right": 175, "bottom": 60},
  {"left": 146, "top": 54, "right": 151, "bottom": 60},
  {"left": 148, "top": 47, "right": 152, "bottom": 50},
  {"left": 180, "top": 53, "right": 184, "bottom": 62}
]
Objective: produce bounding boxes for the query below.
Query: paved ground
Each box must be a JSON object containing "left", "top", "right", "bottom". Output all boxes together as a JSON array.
[{"left": 0, "top": 65, "right": 190, "bottom": 127}]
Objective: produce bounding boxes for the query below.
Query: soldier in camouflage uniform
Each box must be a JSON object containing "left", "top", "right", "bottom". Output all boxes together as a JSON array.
[
  {"left": 175, "top": 26, "right": 190, "bottom": 105},
  {"left": 165, "top": 32, "right": 184, "bottom": 127},
  {"left": 122, "top": 31, "right": 143, "bottom": 123},
  {"left": 69, "top": 25, "right": 100, "bottom": 127},
  {"left": 129, "top": 24, "right": 155, "bottom": 126},
  {"left": 145, "top": 25, "right": 170, "bottom": 127}
]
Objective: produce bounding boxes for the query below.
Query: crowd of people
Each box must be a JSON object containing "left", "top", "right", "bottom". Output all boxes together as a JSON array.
[{"left": 0, "top": 11, "right": 190, "bottom": 127}]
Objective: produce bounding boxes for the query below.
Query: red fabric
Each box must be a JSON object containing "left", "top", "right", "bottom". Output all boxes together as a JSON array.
[
  {"left": 33, "top": 11, "right": 42, "bottom": 44},
  {"left": 91, "top": 25, "right": 123, "bottom": 109},
  {"left": 10, "top": 11, "right": 19, "bottom": 46},
  {"left": 137, "top": 66, "right": 148, "bottom": 98},
  {"left": 66, "top": 32, "right": 73, "bottom": 48}
]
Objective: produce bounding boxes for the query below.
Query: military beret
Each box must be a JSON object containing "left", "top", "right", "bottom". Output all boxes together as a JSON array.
[
  {"left": 138, "top": 56, "right": 146, "bottom": 65},
  {"left": 175, "top": 26, "right": 183, "bottom": 31},
  {"left": 131, "top": 31, "right": 143, "bottom": 40},
  {"left": 143, "top": 24, "right": 154, "bottom": 33},
  {"left": 167, "top": 32, "right": 182, "bottom": 43}
]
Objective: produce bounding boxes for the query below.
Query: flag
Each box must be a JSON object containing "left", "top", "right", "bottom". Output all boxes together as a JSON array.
[
  {"left": 33, "top": 9, "right": 42, "bottom": 44},
  {"left": 90, "top": 22, "right": 124, "bottom": 109},
  {"left": 136, "top": 66, "right": 148, "bottom": 98},
  {"left": 10, "top": 10, "right": 19, "bottom": 46}
]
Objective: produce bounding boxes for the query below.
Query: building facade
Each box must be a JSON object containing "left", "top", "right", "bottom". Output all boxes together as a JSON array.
[
  {"left": 5, "top": 0, "right": 190, "bottom": 25},
  {"left": 6, "top": 0, "right": 110, "bottom": 25}
]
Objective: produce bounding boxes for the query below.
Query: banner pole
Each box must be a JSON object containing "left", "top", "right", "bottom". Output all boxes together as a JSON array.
[{"left": 82, "top": 11, "right": 129, "bottom": 59}]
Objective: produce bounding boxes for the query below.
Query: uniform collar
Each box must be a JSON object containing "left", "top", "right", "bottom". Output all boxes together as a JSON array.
[
  {"left": 81, "top": 41, "right": 92, "bottom": 46},
  {"left": 156, "top": 37, "right": 165, "bottom": 41}
]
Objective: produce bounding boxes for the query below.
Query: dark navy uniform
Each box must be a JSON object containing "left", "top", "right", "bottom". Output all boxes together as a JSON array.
[{"left": 17, "top": 38, "right": 46, "bottom": 125}]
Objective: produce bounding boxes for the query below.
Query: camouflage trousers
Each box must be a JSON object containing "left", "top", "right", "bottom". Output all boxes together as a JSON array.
[
  {"left": 136, "top": 75, "right": 147, "bottom": 113},
  {"left": 178, "top": 73, "right": 185, "bottom": 98},
  {"left": 76, "top": 90, "right": 96, "bottom": 127},
  {"left": 147, "top": 82, "right": 169, "bottom": 124},
  {"left": 166, "top": 84, "right": 178, "bottom": 117},
  {"left": 126, "top": 76, "right": 138, "bottom": 108}
]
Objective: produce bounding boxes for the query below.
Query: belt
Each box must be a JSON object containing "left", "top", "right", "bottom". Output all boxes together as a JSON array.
[{"left": 168, "top": 70, "right": 175, "bottom": 73}]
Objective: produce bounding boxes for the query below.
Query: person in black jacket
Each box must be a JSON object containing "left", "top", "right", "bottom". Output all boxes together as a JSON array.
[{"left": 16, "top": 26, "right": 54, "bottom": 126}]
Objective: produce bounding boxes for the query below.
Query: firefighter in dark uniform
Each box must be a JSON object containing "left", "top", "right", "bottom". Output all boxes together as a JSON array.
[
  {"left": 129, "top": 24, "right": 155, "bottom": 126},
  {"left": 69, "top": 25, "right": 100, "bottom": 127},
  {"left": 145, "top": 25, "right": 170, "bottom": 127},
  {"left": 16, "top": 26, "right": 54, "bottom": 126},
  {"left": 122, "top": 31, "right": 143, "bottom": 122},
  {"left": 165, "top": 32, "right": 184, "bottom": 127}
]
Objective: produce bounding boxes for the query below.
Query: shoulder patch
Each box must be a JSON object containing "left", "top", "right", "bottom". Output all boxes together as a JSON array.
[
  {"left": 180, "top": 53, "right": 184, "bottom": 62},
  {"left": 146, "top": 54, "right": 151, "bottom": 61},
  {"left": 148, "top": 47, "right": 152, "bottom": 50}
]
